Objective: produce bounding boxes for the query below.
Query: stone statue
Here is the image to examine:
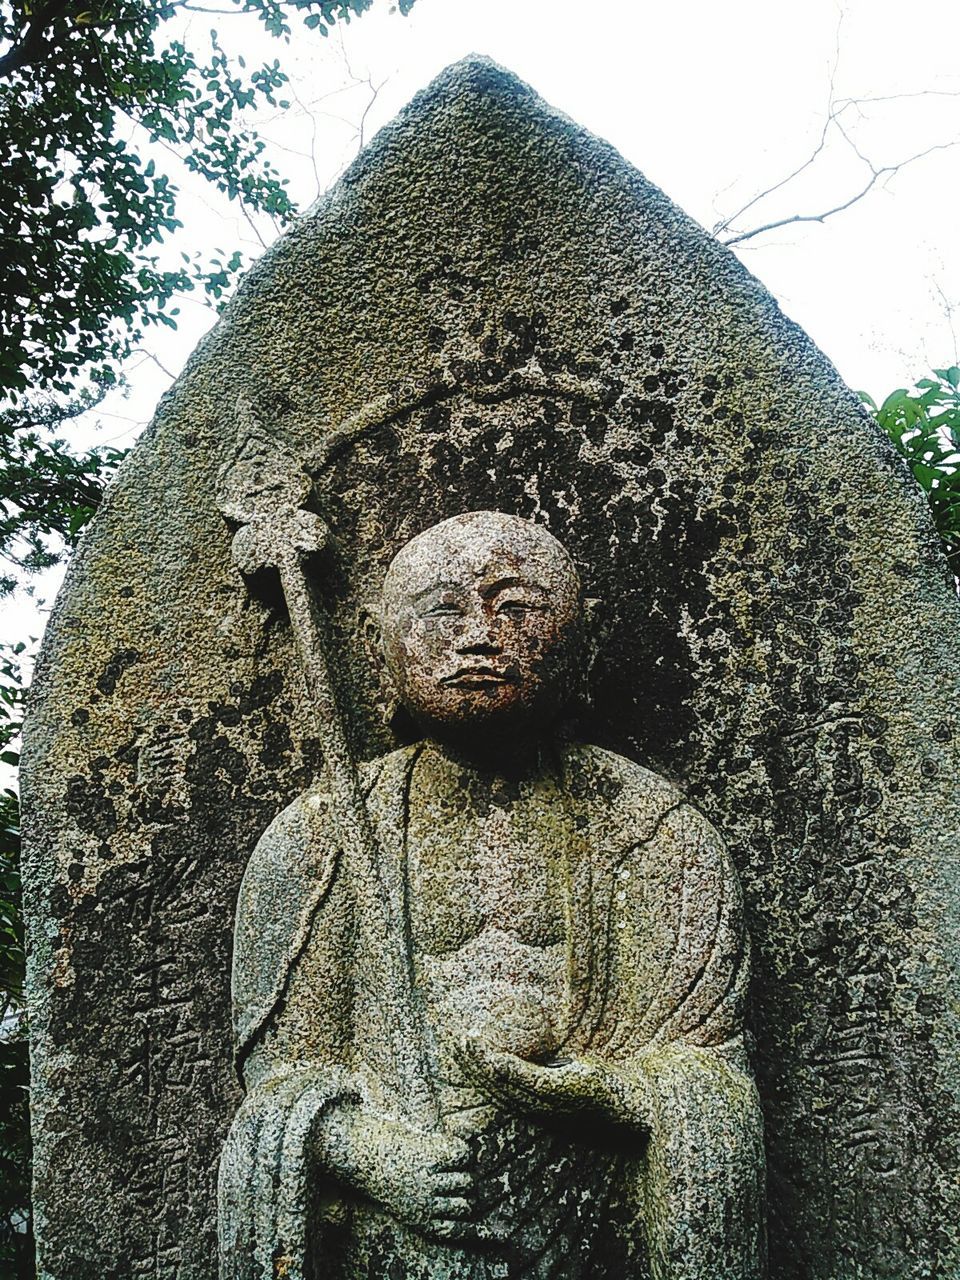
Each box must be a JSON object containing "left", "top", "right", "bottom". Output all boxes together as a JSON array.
[{"left": 218, "top": 509, "right": 765, "bottom": 1280}]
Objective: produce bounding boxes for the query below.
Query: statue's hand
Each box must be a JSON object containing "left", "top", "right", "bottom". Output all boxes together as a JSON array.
[
  {"left": 453, "top": 1032, "right": 650, "bottom": 1133},
  {"left": 317, "top": 1106, "right": 479, "bottom": 1241}
]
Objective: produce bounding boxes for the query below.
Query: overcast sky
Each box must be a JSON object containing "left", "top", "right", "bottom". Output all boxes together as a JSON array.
[
  {"left": 5, "top": 0, "right": 960, "bottom": 673},
  {"left": 89, "top": 0, "right": 960, "bottom": 452}
]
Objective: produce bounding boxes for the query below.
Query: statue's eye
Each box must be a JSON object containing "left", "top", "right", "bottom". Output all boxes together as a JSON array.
[
  {"left": 496, "top": 599, "right": 534, "bottom": 617},
  {"left": 422, "top": 602, "right": 462, "bottom": 619}
]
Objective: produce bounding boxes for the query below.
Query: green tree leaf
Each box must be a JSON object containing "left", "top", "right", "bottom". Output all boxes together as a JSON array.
[{"left": 867, "top": 368, "right": 960, "bottom": 578}]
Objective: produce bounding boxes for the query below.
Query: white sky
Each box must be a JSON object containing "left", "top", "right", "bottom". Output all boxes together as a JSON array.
[
  {"left": 110, "top": 0, "right": 960, "bottom": 437},
  {"left": 4, "top": 0, "right": 960, "bottom": 716},
  {"left": 209, "top": 0, "right": 960, "bottom": 394}
]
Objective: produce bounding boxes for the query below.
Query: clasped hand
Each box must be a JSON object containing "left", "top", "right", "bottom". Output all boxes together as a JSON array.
[
  {"left": 319, "top": 1035, "right": 649, "bottom": 1244},
  {"left": 319, "top": 1106, "right": 482, "bottom": 1242}
]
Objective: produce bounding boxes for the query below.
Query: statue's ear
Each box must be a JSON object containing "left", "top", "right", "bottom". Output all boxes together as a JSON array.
[
  {"left": 357, "top": 604, "right": 416, "bottom": 741},
  {"left": 357, "top": 603, "right": 385, "bottom": 674}
]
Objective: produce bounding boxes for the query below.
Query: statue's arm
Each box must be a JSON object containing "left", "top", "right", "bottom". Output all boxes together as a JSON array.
[
  {"left": 221, "top": 777, "right": 485, "bottom": 1269},
  {"left": 604, "top": 798, "right": 758, "bottom": 1130},
  {"left": 612, "top": 804, "right": 766, "bottom": 1279},
  {"left": 453, "top": 1032, "right": 755, "bottom": 1145},
  {"left": 231, "top": 788, "right": 345, "bottom": 1081},
  {"left": 220, "top": 789, "right": 364, "bottom": 1277}
]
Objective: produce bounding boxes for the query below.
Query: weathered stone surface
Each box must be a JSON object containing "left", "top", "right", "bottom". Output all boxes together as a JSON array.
[{"left": 22, "top": 56, "right": 960, "bottom": 1279}]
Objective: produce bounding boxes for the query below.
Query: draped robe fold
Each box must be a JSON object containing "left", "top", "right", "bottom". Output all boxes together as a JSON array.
[{"left": 218, "top": 743, "right": 765, "bottom": 1280}]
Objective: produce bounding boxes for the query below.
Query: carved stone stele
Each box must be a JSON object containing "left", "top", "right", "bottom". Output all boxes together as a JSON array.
[{"left": 22, "top": 57, "right": 960, "bottom": 1280}]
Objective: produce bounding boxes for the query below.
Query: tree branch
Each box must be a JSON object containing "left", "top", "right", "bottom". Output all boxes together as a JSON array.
[
  {"left": 714, "top": 3, "right": 960, "bottom": 249},
  {"left": 130, "top": 347, "right": 176, "bottom": 379},
  {"left": 712, "top": 7, "right": 843, "bottom": 239},
  {"left": 723, "top": 138, "right": 960, "bottom": 246},
  {"left": 356, "top": 73, "right": 384, "bottom": 151},
  {"left": 932, "top": 280, "right": 960, "bottom": 368},
  {"left": 712, "top": 120, "right": 830, "bottom": 239},
  {"left": 0, "top": 0, "right": 73, "bottom": 79}
]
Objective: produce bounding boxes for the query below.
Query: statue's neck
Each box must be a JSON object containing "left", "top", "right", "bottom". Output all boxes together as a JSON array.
[{"left": 420, "top": 731, "right": 560, "bottom": 783}]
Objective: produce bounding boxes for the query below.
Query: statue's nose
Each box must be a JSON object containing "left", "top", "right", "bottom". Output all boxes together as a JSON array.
[
  {"left": 457, "top": 638, "right": 501, "bottom": 656},
  {"left": 455, "top": 616, "right": 501, "bottom": 655}
]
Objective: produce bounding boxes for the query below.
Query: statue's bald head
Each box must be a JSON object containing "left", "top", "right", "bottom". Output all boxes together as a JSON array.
[
  {"left": 378, "top": 511, "right": 584, "bottom": 741},
  {"left": 382, "top": 511, "right": 581, "bottom": 623}
]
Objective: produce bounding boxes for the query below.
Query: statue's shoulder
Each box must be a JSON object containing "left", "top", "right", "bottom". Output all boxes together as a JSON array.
[
  {"left": 246, "top": 783, "right": 335, "bottom": 875},
  {"left": 565, "top": 742, "right": 684, "bottom": 824},
  {"left": 357, "top": 743, "right": 421, "bottom": 794},
  {"left": 247, "top": 744, "right": 418, "bottom": 870},
  {"left": 566, "top": 745, "right": 736, "bottom": 893},
  {"left": 237, "top": 788, "right": 338, "bottom": 942}
]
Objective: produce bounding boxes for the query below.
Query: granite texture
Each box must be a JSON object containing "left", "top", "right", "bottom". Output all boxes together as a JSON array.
[{"left": 21, "top": 56, "right": 960, "bottom": 1279}]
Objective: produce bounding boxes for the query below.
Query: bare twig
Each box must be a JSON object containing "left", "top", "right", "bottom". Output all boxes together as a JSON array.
[
  {"left": 713, "top": 7, "right": 844, "bottom": 239},
  {"left": 237, "top": 197, "right": 269, "bottom": 250},
  {"left": 722, "top": 138, "right": 960, "bottom": 247},
  {"left": 337, "top": 26, "right": 385, "bottom": 152},
  {"left": 932, "top": 281, "right": 960, "bottom": 368},
  {"left": 356, "top": 73, "right": 385, "bottom": 150},
  {"left": 712, "top": 121, "right": 831, "bottom": 240},
  {"left": 130, "top": 347, "right": 176, "bottom": 380},
  {"left": 287, "top": 82, "right": 325, "bottom": 203},
  {"left": 715, "top": 5, "right": 960, "bottom": 248},
  {"left": 835, "top": 87, "right": 960, "bottom": 113}
]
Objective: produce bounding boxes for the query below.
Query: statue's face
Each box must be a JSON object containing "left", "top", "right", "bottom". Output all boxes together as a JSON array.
[{"left": 380, "top": 512, "right": 583, "bottom": 740}]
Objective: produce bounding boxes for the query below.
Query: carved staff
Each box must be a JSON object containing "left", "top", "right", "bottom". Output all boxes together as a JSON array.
[{"left": 218, "top": 398, "right": 437, "bottom": 1127}]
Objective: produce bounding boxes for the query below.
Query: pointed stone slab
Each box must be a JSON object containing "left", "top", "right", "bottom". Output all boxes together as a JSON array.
[{"left": 23, "top": 56, "right": 960, "bottom": 1278}]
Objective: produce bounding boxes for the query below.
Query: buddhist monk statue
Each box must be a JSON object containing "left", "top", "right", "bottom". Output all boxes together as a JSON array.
[{"left": 218, "top": 510, "right": 766, "bottom": 1280}]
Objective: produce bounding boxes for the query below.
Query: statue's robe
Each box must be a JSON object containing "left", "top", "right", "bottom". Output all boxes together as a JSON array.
[{"left": 218, "top": 743, "right": 766, "bottom": 1280}]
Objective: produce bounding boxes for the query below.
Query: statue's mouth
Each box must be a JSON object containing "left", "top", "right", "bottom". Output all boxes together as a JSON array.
[{"left": 440, "top": 666, "right": 512, "bottom": 687}]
